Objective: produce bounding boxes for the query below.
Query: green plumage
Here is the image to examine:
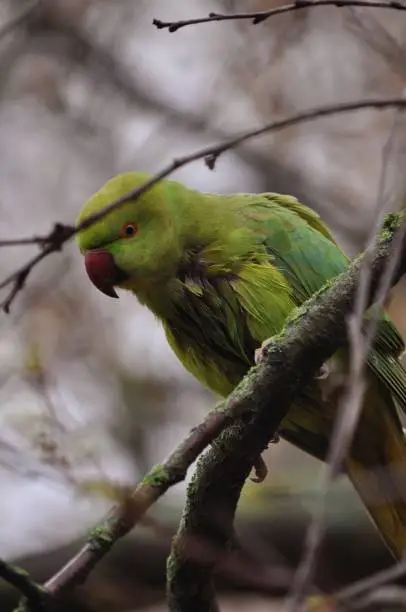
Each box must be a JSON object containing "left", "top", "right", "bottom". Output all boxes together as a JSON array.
[{"left": 77, "top": 172, "right": 406, "bottom": 558}]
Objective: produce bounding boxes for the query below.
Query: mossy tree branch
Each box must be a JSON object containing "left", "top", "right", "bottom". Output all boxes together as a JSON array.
[
  {"left": 0, "top": 558, "right": 47, "bottom": 612},
  {"left": 167, "top": 212, "right": 406, "bottom": 612}
]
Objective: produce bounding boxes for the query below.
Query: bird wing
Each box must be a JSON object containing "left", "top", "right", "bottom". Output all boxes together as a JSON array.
[{"left": 239, "top": 192, "right": 406, "bottom": 413}]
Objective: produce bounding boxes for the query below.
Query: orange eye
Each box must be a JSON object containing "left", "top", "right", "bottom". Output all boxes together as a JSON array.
[{"left": 120, "top": 223, "right": 138, "bottom": 238}]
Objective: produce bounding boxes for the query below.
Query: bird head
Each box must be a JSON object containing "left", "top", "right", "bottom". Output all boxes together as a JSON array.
[{"left": 76, "top": 172, "right": 180, "bottom": 298}]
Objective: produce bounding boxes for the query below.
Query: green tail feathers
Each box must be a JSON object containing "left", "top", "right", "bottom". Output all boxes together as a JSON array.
[
  {"left": 368, "top": 314, "right": 406, "bottom": 411},
  {"left": 279, "top": 368, "right": 406, "bottom": 559},
  {"left": 347, "top": 393, "right": 406, "bottom": 558}
]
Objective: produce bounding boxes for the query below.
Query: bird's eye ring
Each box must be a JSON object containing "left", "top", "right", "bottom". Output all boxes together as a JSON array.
[{"left": 120, "top": 223, "right": 138, "bottom": 238}]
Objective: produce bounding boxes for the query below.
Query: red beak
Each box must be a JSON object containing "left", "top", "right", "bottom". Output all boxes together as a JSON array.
[{"left": 84, "top": 249, "right": 126, "bottom": 298}]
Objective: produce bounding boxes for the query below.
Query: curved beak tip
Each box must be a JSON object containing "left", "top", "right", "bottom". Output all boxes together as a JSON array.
[
  {"left": 102, "top": 285, "right": 119, "bottom": 299},
  {"left": 84, "top": 250, "right": 122, "bottom": 299}
]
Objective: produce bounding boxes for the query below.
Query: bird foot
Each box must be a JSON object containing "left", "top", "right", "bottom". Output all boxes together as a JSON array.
[
  {"left": 314, "top": 362, "right": 329, "bottom": 380},
  {"left": 254, "top": 338, "right": 272, "bottom": 365},
  {"left": 250, "top": 455, "right": 268, "bottom": 483},
  {"left": 256, "top": 341, "right": 330, "bottom": 379}
]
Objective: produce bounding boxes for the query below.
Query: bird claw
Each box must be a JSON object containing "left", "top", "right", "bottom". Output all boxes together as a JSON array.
[
  {"left": 314, "top": 362, "right": 329, "bottom": 380},
  {"left": 254, "top": 339, "right": 272, "bottom": 365},
  {"left": 250, "top": 455, "right": 268, "bottom": 483}
]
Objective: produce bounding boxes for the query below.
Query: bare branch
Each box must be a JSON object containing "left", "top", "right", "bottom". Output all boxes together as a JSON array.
[
  {"left": 335, "top": 559, "right": 406, "bottom": 607},
  {"left": 153, "top": 1, "right": 406, "bottom": 33},
  {"left": 0, "top": 245, "right": 60, "bottom": 313},
  {"left": 0, "top": 238, "right": 48, "bottom": 247},
  {"left": 1, "top": 97, "right": 406, "bottom": 312}
]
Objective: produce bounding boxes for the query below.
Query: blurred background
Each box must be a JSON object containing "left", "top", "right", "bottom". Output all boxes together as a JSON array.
[{"left": 1, "top": 0, "right": 406, "bottom": 610}]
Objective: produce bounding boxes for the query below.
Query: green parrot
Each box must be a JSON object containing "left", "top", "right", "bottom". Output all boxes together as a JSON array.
[{"left": 76, "top": 172, "right": 406, "bottom": 559}]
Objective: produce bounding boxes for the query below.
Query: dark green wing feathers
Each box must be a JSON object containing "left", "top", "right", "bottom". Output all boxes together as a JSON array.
[{"left": 240, "top": 192, "right": 349, "bottom": 304}]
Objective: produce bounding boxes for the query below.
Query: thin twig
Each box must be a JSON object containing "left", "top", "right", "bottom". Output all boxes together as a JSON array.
[
  {"left": 285, "top": 109, "right": 405, "bottom": 611},
  {"left": 0, "top": 237, "right": 49, "bottom": 247},
  {"left": 152, "top": 1, "right": 406, "bottom": 33},
  {"left": 0, "top": 246, "right": 55, "bottom": 313},
  {"left": 2, "top": 97, "right": 406, "bottom": 312},
  {"left": 346, "top": 586, "right": 406, "bottom": 611},
  {"left": 69, "top": 99, "right": 406, "bottom": 230},
  {"left": 335, "top": 559, "right": 406, "bottom": 606},
  {"left": 0, "top": 558, "right": 46, "bottom": 611}
]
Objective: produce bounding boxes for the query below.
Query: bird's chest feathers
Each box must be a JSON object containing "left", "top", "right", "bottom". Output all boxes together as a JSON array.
[{"left": 161, "top": 251, "right": 295, "bottom": 396}]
